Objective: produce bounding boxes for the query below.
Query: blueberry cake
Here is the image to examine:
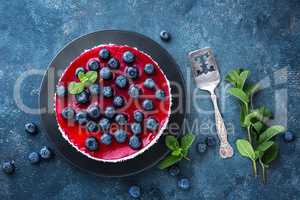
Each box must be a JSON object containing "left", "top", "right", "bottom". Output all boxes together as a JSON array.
[{"left": 55, "top": 44, "right": 171, "bottom": 162}]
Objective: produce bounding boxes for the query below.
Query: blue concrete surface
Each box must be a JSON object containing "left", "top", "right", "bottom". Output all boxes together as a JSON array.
[{"left": 0, "top": 0, "right": 300, "bottom": 199}]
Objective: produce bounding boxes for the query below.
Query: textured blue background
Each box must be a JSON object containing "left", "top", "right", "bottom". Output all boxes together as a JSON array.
[{"left": 0, "top": 0, "right": 300, "bottom": 199}]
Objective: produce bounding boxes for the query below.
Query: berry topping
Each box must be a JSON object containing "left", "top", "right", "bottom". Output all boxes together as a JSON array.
[
  {"left": 108, "top": 57, "right": 120, "bottom": 69},
  {"left": 85, "top": 137, "right": 99, "bottom": 151},
  {"left": 56, "top": 85, "right": 67, "bottom": 97},
  {"left": 160, "top": 30, "right": 171, "bottom": 42},
  {"left": 25, "top": 122, "right": 38, "bottom": 135},
  {"left": 144, "top": 78, "right": 155, "bottom": 89},
  {"left": 87, "top": 105, "right": 101, "bottom": 119},
  {"left": 129, "top": 135, "right": 141, "bottom": 150},
  {"left": 99, "top": 48, "right": 110, "bottom": 60},
  {"left": 197, "top": 142, "right": 207, "bottom": 153},
  {"left": 128, "top": 85, "right": 140, "bottom": 99},
  {"left": 144, "top": 63, "right": 155, "bottom": 75},
  {"left": 88, "top": 84, "right": 101, "bottom": 95},
  {"left": 126, "top": 66, "right": 139, "bottom": 79},
  {"left": 206, "top": 136, "right": 216, "bottom": 147},
  {"left": 283, "top": 131, "right": 295, "bottom": 142},
  {"left": 177, "top": 178, "right": 190, "bottom": 190},
  {"left": 113, "top": 96, "right": 125, "bottom": 108},
  {"left": 168, "top": 165, "right": 180, "bottom": 176},
  {"left": 155, "top": 89, "right": 166, "bottom": 100},
  {"left": 62, "top": 107, "right": 75, "bottom": 120},
  {"left": 75, "top": 67, "right": 85, "bottom": 77},
  {"left": 128, "top": 185, "right": 141, "bottom": 199},
  {"left": 123, "top": 51, "right": 135, "bottom": 63},
  {"left": 145, "top": 117, "right": 158, "bottom": 131},
  {"left": 100, "top": 133, "right": 112, "bottom": 145},
  {"left": 87, "top": 59, "right": 100, "bottom": 71},
  {"left": 75, "top": 111, "right": 89, "bottom": 126},
  {"left": 102, "top": 86, "right": 113, "bottom": 98},
  {"left": 133, "top": 110, "right": 144, "bottom": 122},
  {"left": 99, "top": 67, "right": 112, "bottom": 80},
  {"left": 2, "top": 161, "right": 15, "bottom": 175},
  {"left": 115, "top": 75, "right": 128, "bottom": 88},
  {"left": 28, "top": 152, "right": 40, "bottom": 164},
  {"left": 142, "top": 99, "right": 154, "bottom": 111},
  {"left": 130, "top": 123, "right": 142, "bottom": 135},
  {"left": 115, "top": 113, "right": 127, "bottom": 125},
  {"left": 104, "top": 106, "right": 116, "bottom": 119},
  {"left": 86, "top": 121, "right": 99, "bottom": 133},
  {"left": 114, "top": 129, "right": 127, "bottom": 143},
  {"left": 39, "top": 146, "right": 52, "bottom": 160},
  {"left": 75, "top": 90, "right": 90, "bottom": 104},
  {"left": 99, "top": 118, "right": 111, "bottom": 131}
]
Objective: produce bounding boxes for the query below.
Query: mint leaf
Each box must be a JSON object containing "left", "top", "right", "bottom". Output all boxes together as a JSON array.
[
  {"left": 78, "top": 72, "right": 86, "bottom": 82},
  {"left": 165, "top": 135, "right": 180, "bottom": 151},
  {"left": 256, "top": 141, "right": 274, "bottom": 152},
  {"left": 258, "top": 125, "right": 285, "bottom": 144},
  {"left": 181, "top": 133, "right": 195, "bottom": 153},
  {"left": 171, "top": 148, "right": 182, "bottom": 156},
  {"left": 245, "top": 83, "right": 260, "bottom": 97},
  {"left": 261, "top": 143, "right": 278, "bottom": 166},
  {"left": 236, "top": 139, "right": 256, "bottom": 160},
  {"left": 79, "top": 71, "right": 98, "bottom": 86},
  {"left": 225, "top": 69, "right": 242, "bottom": 87},
  {"left": 228, "top": 88, "right": 249, "bottom": 105},
  {"left": 158, "top": 155, "right": 182, "bottom": 169},
  {"left": 252, "top": 121, "right": 264, "bottom": 133},
  {"left": 238, "top": 70, "right": 250, "bottom": 89},
  {"left": 68, "top": 82, "right": 84, "bottom": 94}
]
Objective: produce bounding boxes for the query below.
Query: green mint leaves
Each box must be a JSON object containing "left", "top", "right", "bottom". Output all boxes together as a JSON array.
[
  {"left": 68, "top": 71, "right": 98, "bottom": 95},
  {"left": 226, "top": 68, "right": 285, "bottom": 183},
  {"left": 158, "top": 133, "right": 195, "bottom": 169}
]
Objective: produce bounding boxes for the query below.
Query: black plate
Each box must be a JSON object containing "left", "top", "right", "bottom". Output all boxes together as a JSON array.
[{"left": 39, "top": 30, "right": 186, "bottom": 177}]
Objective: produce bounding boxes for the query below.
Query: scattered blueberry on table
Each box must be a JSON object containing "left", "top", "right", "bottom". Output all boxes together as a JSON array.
[
  {"left": 283, "top": 131, "right": 295, "bottom": 142},
  {"left": 25, "top": 122, "right": 38, "bottom": 135},
  {"left": 206, "top": 136, "right": 216, "bottom": 147},
  {"left": 28, "top": 152, "right": 40, "bottom": 164},
  {"left": 2, "top": 161, "right": 15, "bottom": 175},
  {"left": 168, "top": 165, "right": 180, "bottom": 177},
  {"left": 160, "top": 30, "right": 171, "bottom": 42},
  {"left": 39, "top": 146, "right": 52, "bottom": 160},
  {"left": 197, "top": 142, "right": 207, "bottom": 153},
  {"left": 128, "top": 185, "right": 141, "bottom": 198},
  {"left": 177, "top": 178, "right": 190, "bottom": 190}
]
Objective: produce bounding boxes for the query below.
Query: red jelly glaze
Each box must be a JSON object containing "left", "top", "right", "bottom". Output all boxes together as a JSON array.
[{"left": 55, "top": 45, "right": 171, "bottom": 161}]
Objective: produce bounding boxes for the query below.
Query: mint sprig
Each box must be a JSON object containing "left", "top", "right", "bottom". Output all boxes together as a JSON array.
[
  {"left": 158, "top": 133, "right": 195, "bottom": 169},
  {"left": 226, "top": 68, "right": 285, "bottom": 183},
  {"left": 68, "top": 71, "right": 98, "bottom": 95}
]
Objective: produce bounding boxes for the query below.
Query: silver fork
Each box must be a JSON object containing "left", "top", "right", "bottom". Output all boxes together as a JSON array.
[{"left": 188, "top": 47, "right": 233, "bottom": 159}]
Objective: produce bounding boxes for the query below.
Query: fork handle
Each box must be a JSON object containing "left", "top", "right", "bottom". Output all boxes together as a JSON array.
[{"left": 210, "top": 92, "right": 234, "bottom": 159}]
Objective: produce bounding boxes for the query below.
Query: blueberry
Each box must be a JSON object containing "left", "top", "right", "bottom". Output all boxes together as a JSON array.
[
  {"left": 28, "top": 152, "right": 40, "bottom": 164},
  {"left": 39, "top": 146, "right": 52, "bottom": 160},
  {"left": 99, "top": 118, "right": 111, "bottom": 131},
  {"left": 131, "top": 123, "right": 142, "bottom": 135},
  {"left": 99, "top": 48, "right": 110, "bottom": 60},
  {"left": 142, "top": 99, "right": 154, "bottom": 111},
  {"left": 104, "top": 106, "right": 116, "bottom": 119},
  {"left": 75, "top": 67, "right": 85, "bottom": 77},
  {"left": 144, "top": 78, "right": 155, "bottom": 89},
  {"left": 115, "top": 114, "right": 127, "bottom": 125},
  {"left": 126, "top": 66, "right": 139, "bottom": 79},
  {"left": 283, "top": 131, "right": 295, "bottom": 142},
  {"left": 25, "top": 122, "right": 38, "bottom": 134},
  {"left": 115, "top": 75, "right": 128, "bottom": 88},
  {"left": 75, "top": 111, "right": 88, "bottom": 126},
  {"left": 2, "top": 161, "right": 15, "bottom": 175},
  {"left": 133, "top": 110, "right": 144, "bottom": 122},
  {"left": 86, "top": 121, "right": 99, "bottom": 133},
  {"left": 114, "top": 129, "right": 127, "bottom": 143},
  {"left": 56, "top": 85, "right": 67, "bottom": 97},
  {"left": 88, "top": 84, "right": 101, "bottom": 95},
  {"left": 144, "top": 63, "right": 155, "bottom": 75},
  {"left": 100, "top": 67, "right": 112, "bottom": 80},
  {"left": 108, "top": 57, "right": 120, "bottom": 69},
  {"left": 197, "top": 142, "right": 207, "bottom": 153},
  {"left": 113, "top": 96, "right": 125, "bottom": 108},
  {"left": 206, "top": 136, "right": 216, "bottom": 147},
  {"left": 160, "top": 30, "right": 171, "bottom": 41},
  {"left": 145, "top": 117, "right": 158, "bottom": 131},
  {"left": 177, "top": 178, "right": 190, "bottom": 190},
  {"left": 87, "top": 105, "right": 101, "bottom": 119},
  {"left": 88, "top": 59, "right": 100, "bottom": 71},
  {"left": 168, "top": 165, "right": 180, "bottom": 176},
  {"left": 85, "top": 137, "right": 99, "bottom": 151},
  {"left": 100, "top": 133, "right": 112, "bottom": 145},
  {"left": 102, "top": 86, "right": 113, "bottom": 98},
  {"left": 123, "top": 51, "right": 135, "bottom": 63},
  {"left": 75, "top": 90, "right": 90, "bottom": 104},
  {"left": 61, "top": 107, "right": 75, "bottom": 120},
  {"left": 128, "top": 85, "right": 140, "bottom": 99},
  {"left": 155, "top": 89, "right": 166, "bottom": 100},
  {"left": 128, "top": 185, "right": 141, "bottom": 199}
]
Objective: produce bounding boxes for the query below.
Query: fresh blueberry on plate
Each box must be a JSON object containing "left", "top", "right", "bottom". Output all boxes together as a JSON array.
[
  {"left": 87, "top": 59, "right": 100, "bottom": 71},
  {"left": 133, "top": 110, "right": 144, "bottom": 122},
  {"left": 61, "top": 107, "right": 75, "bottom": 120},
  {"left": 99, "top": 48, "right": 110, "bottom": 60},
  {"left": 25, "top": 122, "right": 38, "bottom": 135},
  {"left": 123, "top": 51, "right": 135, "bottom": 63},
  {"left": 87, "top": 105, "right": 101, "bottom": 119},
  {"left": 144, "top": 63, "right": 155, "bottom": 75},
  {"left": 168, "top": 165, "right": 180, "bottom": 176},
  {"left": 39, "top": 146, "right": 52, "bottom": 160},
  {"left": 85, "top": 137, "right": 99, "bottom": 151},
  {"left": 115, "top": 114, "right": 127, "bottom": 126},
  {"left": 126, "top": 66, "right": 139, "bottom": 79},
  {"left": 86, "top": 121, "right": 99, "bottom": 133},
  {"left": 88, "top": 84, "right": 101, "bottom": 95},
  {"left": 129, "top": 135, "right": 141, "bottom": 149},
  {"left": 131, "top": 123, "right": 142, "bottom": 135},
  {"left": 28, "top": 152, "right": 40, "bottom": 164},
  {"left": 75, "top": 67, "right": 85, "bottom": 77},
  {"left": 2, "top": 161, "right": 15, "bottom": 175},
  {"left": 113, "top": 96, "right": 125, "bottom": 108},
  {"left": 115, "top": 75, "right": 128, "bottom": 88},
  {"left": 128, "top": 85, "right": 140, "bottom": 99},
  {"left": 75, "top": 90, "right": 90, "bottom": 104},
  {"left": 102, "top": 86, "right": 113, "bottom": 98},
  {"left": 114, "top": 129, "right": 127, "bottom": 143},
  {"left": 144, "top": 78, "right": 155, "bottom": 89},
  {"left": 283, "top": 131, "right": 295, "bottom": 142},
  {"left": 128, "top": 185, "right": 141, "bottom": 199},
  {"left": 142, "top": 99, "right": 154, "bottom": 111},
  {"left": 155, "top": 89, "right": 165, "bottom": 100},
  {"left": 56, "top": 85, "right": 67, "bottom": 97},
  {"left": 75, "top": 111, "right": 89, "bottom": 126},
  {"left": 160, "top": 30, "right": 171, "bottom": 41},
  {"left": 104, "top": 106, "right": 116, "bottom": 119},
  {"left": 100, "top": 67, "right": 112, "bottom": 80},
  {"left": 100, "top": 133, "right": 112, "bottom": 145},
  {"left": 177, "top": 178, "right": 190, "bottom": 190},
  {"left": 108, "top": 57, "right": 120, "bottom": 69},
  {"left": 99, "top": 118, "right": 111, "bottom": 131},
  {"left": 146, "top": 117, "right": 158, "bottom": 131},
  {"left": 197, "top": 142, "right": 207, "bottom": 153}
]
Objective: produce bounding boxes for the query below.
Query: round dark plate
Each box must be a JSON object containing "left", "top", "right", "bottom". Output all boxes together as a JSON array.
[{"left": 39, "top": 30, "right": 186, "bottom": 177}]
